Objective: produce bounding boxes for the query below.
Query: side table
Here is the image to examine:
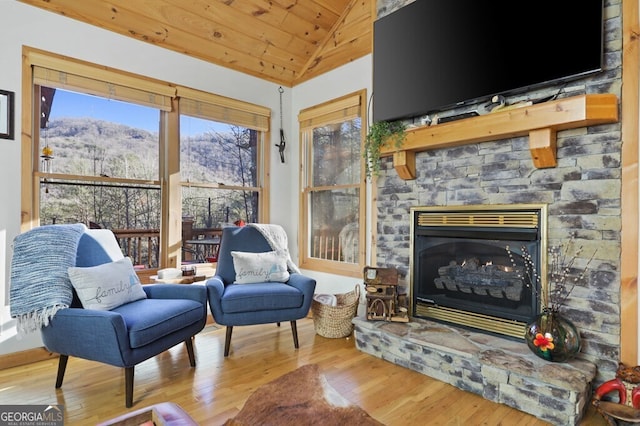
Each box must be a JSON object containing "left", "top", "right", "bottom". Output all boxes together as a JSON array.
[{"left": 150, "top": 274, "right": 207, "bottom": 284}]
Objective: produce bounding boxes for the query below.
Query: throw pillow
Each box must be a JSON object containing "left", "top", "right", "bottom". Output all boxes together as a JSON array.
[
  {"left": 231, "top": 250, "right": 290, "bottom": 284},
  {"left": 68, "top": 257, "right": 147, "bottom": 310}
]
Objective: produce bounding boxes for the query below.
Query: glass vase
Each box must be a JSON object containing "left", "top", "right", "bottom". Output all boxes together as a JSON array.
[{"left": 524, "top": 310, "right": 581, "bottom": 362}]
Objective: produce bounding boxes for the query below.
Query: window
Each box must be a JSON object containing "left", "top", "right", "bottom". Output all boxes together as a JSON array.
[
  {"left": 27, "top": 49, "right": 172, "bottom": 269},
  {"left": 38, "top": 88, "right": 162, "bottom": 267},
  {"left": 22, "top": 47, "right": 270, "bottom": 271},
  {"left": 180, "top": 119, "right": 261, "bottom": 226},
  {"left": 178, "top": 86, "right": 269, "bottom": 263},
  {"left": 299, "top": 91, "right": 366, "bottom": 277}
]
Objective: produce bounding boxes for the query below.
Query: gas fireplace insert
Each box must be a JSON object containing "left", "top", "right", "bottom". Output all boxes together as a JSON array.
[{"left": 410, "top": 204, "right": 547, "bottom": 339}]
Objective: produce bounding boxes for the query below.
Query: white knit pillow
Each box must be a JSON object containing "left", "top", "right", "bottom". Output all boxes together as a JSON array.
[
  {"left": 68, "top": 257, "right": 147, "bottom": 310},
  {"left": 231, "top": 250, "right": 290, "bottom": 284}
]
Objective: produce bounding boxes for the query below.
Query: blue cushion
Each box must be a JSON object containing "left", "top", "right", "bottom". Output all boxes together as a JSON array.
[
  {"left": 221, "top": 283, "right": 303, "bottom": 314},
  {"left": 111, "top": 298, "right": 205, "bottom": 348}
]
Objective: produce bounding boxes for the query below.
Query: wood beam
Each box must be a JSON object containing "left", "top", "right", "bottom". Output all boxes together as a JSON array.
[
  {"left": 392, "top": 150, "right": 415, "bottom": 180},
  {"left": 529, "top": 128, "right": 557, "bottom": 169},
  {"left": 388, "top": 94, "right": 619, "bottom": 180},
  {"left": 620, "top": 0, "right": 638, "bottom": 365}
]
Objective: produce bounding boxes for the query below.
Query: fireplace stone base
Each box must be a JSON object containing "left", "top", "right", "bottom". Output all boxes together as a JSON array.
[{"left": 352, "top": 316, "right": 596, "bottom": 425}]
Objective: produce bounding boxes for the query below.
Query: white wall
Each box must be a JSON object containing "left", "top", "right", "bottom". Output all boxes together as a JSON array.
[{"left": 0, "top": 1, "right": 373, "bottom": 355}]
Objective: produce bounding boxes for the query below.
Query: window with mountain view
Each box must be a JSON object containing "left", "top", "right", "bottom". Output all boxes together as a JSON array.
[
  {"left": 37, "top": 87, "right": 163, "bottom": 267},
  {"left": 180, "top": 116, "right": 262, "bottom": 263},
  {"left": 180, "top": 117, "right": 260, "bottom": 227},
  {"left": 177, "top": 86, "right": 268, "bottom": 263},
  {"left": 299, "top": 91, "right": 366, "bottom": 277},
  {"left": 35, "top": 88, "right": 266, "bottom": 268},
  {"left": 26, "top": 48, "right": 270, "bottom": 270}
]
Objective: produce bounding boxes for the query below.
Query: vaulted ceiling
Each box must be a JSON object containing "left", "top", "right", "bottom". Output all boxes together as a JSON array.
[{"left": 19, "top": 0, "right": 374, "bottom": 87}]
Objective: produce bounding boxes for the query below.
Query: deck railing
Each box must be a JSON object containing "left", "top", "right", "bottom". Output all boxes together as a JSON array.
[
  {"left": 182, "top": 227, "right": 222, "bottom": 263},
  {"left": 312, "top": 227, "right": 358, "bottom": 263},
  {"left": 112, "top": 228, "right": 160, "bottom": 268},
  {"left": 112, "top": 226, "right": 354, "bottom": 268},
  {"left": 112, "top": 226, "right": 222, "bottom": 268},
  {"left": 312, "top": 232, "right": 341, "bottom": 261}
]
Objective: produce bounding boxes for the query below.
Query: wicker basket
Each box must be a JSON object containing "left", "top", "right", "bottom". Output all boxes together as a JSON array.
[{"left": 311, "top": 285, "right": 360, "bottom": 338}]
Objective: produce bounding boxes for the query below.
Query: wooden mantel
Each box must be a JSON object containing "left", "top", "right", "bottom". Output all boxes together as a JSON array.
[{"left": 380, "top": 94, "right": 619, "bottom": 180}]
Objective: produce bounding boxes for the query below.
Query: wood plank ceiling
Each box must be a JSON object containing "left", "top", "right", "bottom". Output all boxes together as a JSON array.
[{"left": 19, "top": 0, "right": 374, "bottom": 87}]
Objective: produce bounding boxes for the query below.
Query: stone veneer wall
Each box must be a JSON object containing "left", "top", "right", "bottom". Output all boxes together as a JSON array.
[{"left": 374, "top": 0, "right": 624, "bottom": 388}]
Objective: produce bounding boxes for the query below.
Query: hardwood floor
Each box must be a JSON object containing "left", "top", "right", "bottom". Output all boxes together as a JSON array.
[{"left": 0, "top": 318, "right": 609, "bottom": 425}]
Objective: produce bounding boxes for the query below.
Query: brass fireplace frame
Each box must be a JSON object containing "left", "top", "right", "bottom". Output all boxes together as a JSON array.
[{"left": 409, "top": 203, "right": 548, "bottom": 339}]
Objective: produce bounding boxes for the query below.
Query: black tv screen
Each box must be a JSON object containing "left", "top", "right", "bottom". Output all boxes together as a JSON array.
[{"left": 372, "top": 0, "right": 604, "bottom": 123}]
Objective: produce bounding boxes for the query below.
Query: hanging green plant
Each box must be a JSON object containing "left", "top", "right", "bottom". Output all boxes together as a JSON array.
[{"left": 363, "top": 120, "right": 407, "bottom": 177}]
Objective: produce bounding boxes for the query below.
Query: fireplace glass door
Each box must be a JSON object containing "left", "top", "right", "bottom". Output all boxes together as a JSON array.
[{"left": 411, "top": 206, "right": 545, "bottom": 339}]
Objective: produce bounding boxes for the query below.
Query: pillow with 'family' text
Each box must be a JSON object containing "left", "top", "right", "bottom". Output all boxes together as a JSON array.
[
  {"left": 68, "top": 257, "right": 147, "bottom": 310},
  {"left": 231, "top": 250, "right": 290, "bottom": 284}
]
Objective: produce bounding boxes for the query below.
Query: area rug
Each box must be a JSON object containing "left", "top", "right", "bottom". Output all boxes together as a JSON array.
[{"left": 223, "top": 364, "right": 384, "bottom": 425}]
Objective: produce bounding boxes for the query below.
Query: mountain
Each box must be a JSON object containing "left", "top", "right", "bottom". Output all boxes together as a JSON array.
[{"left": 42, "top": 117, "right": 256, "bottom": 186}]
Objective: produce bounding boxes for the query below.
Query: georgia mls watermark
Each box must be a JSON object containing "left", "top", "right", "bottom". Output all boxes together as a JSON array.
[{"left": 0, "top": 405, "right": 64, "bottom": 426}]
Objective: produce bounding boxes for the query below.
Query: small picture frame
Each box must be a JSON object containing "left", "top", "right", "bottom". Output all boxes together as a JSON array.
[{"left": 0, "top": 90, "right": 15, "bottom": 140}]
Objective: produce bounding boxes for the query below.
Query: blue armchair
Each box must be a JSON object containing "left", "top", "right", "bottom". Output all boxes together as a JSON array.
[
  {"left": 12, "top": 226, "right": 208, "bottom": 407},
  {"left": 206, "top": 225, "right": 316, "bottom": 356}
]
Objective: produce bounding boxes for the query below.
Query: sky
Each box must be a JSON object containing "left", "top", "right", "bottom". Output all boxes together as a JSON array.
[{"left": 48, "top": 89, "right": 228, "bottom": 136}]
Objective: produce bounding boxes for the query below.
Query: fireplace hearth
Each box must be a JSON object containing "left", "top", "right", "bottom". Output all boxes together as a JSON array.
[{"left": 410, "top": 204, "right": 547, "bottom": 339}]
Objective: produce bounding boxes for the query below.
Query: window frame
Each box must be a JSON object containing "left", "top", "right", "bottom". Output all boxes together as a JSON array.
[
  {"left": 177, "top": 86, "right": 269, "bottom": 229},
  {"left": 298, "top": 90, "right": 367, "bottom": 277},
  {"left": 21, "top": 46, "right": 270, "bottom": 272}
]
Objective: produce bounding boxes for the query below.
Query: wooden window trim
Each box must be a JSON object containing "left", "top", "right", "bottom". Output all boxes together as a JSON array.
[
  {"left": 298, "top": 90, "right": 367, "bottom": 278},
  {"left": 177, "top": 85, "right": 270, "bottom": 224},
  {"left": 21, "top": 46, "right": 271, "bottom": 269},
  {"left": 177, "top": 86, "right": 270, "bottom": 131}
]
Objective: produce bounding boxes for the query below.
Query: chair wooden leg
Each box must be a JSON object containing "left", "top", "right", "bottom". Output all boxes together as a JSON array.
[
  {"left": 185, "top": 337, "right": 196, "bottom": 367},
  {"left": 55, "top": 355, "right": 68, "bottom": 388},
  {"left": 224, "top": 326, "right": 233, "bottom": 357},
  {"left": 290, "top": 320, "right": 299, "bottom": 349},
  {"left": 125, "top": 367, "right": 134, "bottom": 408}
]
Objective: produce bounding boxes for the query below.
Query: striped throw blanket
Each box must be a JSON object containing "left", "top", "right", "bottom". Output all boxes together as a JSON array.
[{"left": 10, "top": 223, "right": 86, "bottom": 335}]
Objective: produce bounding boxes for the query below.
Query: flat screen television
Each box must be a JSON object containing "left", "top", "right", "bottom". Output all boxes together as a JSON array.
[{"left": 372, "top": 0, "right": 604, "bottom": 123}]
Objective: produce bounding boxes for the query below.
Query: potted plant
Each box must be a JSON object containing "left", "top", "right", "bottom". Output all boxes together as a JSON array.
[{"left": 363, "top": 120, "right": 407, "bottom": 178}]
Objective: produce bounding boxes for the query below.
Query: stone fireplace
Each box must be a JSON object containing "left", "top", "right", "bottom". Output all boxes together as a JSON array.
[
  {"left": 358, "top": 2, "right": 623, "bottom": 424},
  {"left": 410, "top": 204, "right": 545, "bottom": 340},
  {"left": 356, "top": 201, "right": 606, "bottom": 424},
  {"left": 353, "top": 315, "right": 596, "bottom": 425},
  {"left": 360, "top": 118, "right": 622, "bottom": 423},
  {"left": 360, "top": 123, "right": 623, "bottom": 426}
]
